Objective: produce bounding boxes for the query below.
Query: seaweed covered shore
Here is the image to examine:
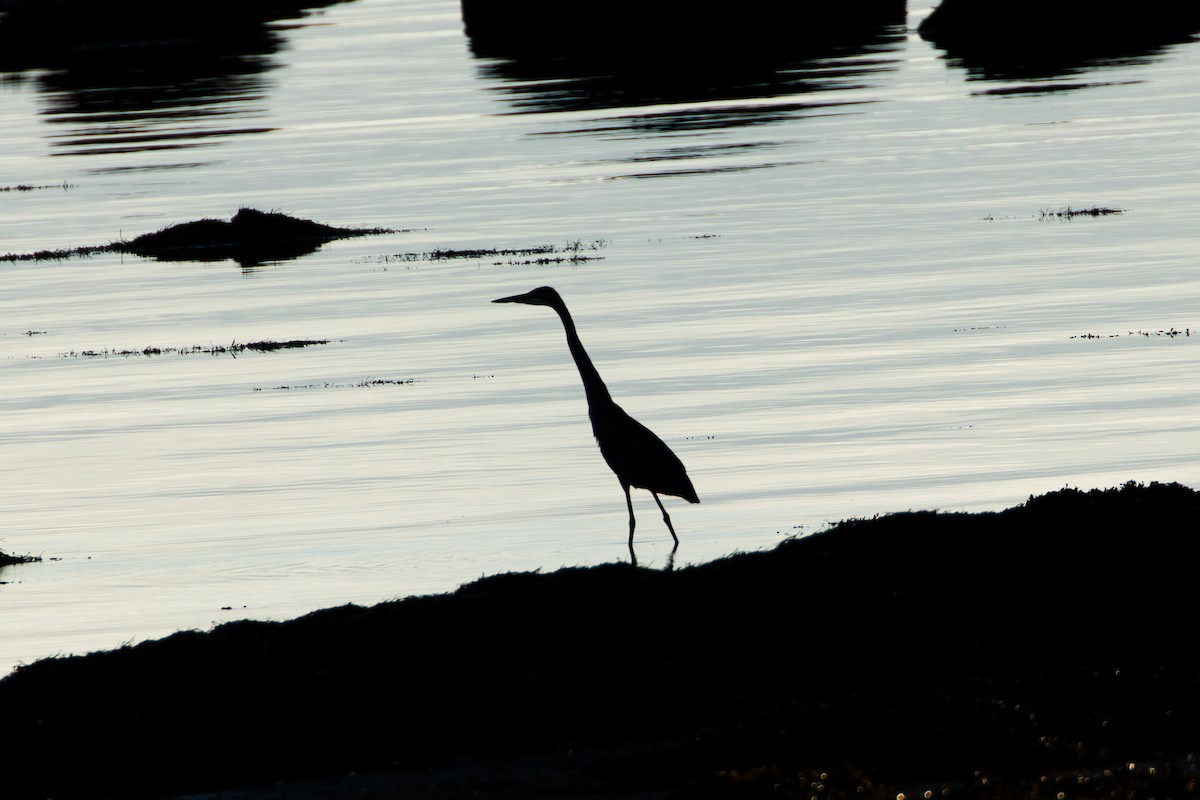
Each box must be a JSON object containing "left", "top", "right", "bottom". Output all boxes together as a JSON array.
[{"left": 2, "top": 482, "right": 1199, "bottom": 799}]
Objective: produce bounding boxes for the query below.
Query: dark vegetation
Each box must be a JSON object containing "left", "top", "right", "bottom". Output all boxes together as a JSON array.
[
  {"left": 372, "top": 240, "right": 608, "bottom": 267},
  {"left": 0, "top": 208, "right": 393, "bottom": 268},
  {"left": 55, "top": 339, "right": 330, "bottom": 358},
  {"left": 0, "top": 182, "right": 71, "bottom": 193},
  {"left": 0, "top": 549, "right": 40, "bottom": 568},
  {"left": 982, "top": 207, "right": 1125, "bottom": 222},
  {"left": 2, "top": 481, "right": 1199, "bottom": 798},
  {"left": 1072, "top": 328, "right": 1190, "bottom": 340},
  {"left": 253, "top": 377, "right": 415, "bottom": 391},
  {"left": 1040, "top": 206, "right": 1124, "bottom": 220}
]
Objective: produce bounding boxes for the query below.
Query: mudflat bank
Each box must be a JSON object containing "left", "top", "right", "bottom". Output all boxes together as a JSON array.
[{"left": 2, "top": 482, "right": 1198, "bottom": 798}]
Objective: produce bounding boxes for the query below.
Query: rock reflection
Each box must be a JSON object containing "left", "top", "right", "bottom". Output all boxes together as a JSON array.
[
  {"left": 467, "top": 19, "right": 903, "bottom": 177},
  {"left": 921, "top": 35, "right": 1199, "bottom": 86},
  {"left": 464, "top": 0, "right": 906, "bottom": 139},
  {"left": 917, "top": 1, "right": 1200, "bottom": 84},
  {"left": 0, "top": 0, "right": 353, "bottom": 161}
]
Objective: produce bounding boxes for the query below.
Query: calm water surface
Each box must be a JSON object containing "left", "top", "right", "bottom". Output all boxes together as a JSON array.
[{"left": 2, "top": 0, "right": 1199, "bottom": 675}]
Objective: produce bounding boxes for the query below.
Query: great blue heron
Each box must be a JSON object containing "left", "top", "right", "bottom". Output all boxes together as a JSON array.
[{"left": 494, "top": 286, "right": 699, "bottom": 557}]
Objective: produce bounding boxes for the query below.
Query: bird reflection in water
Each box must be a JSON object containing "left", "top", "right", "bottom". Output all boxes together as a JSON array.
[{"left": 494, "top": 287, "right": 699, "bottom": 567}]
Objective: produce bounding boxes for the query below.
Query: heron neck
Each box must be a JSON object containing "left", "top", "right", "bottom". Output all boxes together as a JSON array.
[{"left": 553, "top": 303, "right": 612, "bottom": 408}]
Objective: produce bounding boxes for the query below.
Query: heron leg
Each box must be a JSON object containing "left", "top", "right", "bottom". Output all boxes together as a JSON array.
[
  {"left": 653, "top": 492, "right": 680, "bottom": 545},
  {"left": 624, "top": 483, "right": 636, "bottom": 548}
]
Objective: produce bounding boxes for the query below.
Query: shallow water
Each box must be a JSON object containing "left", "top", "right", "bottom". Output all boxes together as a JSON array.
[{"left": 2, "top": 0, "right": 1199, "bottom": 675}]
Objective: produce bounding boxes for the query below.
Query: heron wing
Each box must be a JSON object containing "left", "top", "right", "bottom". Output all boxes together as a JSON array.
[{"left": 590, "top": 402, "right": 699, "bottom": 503}]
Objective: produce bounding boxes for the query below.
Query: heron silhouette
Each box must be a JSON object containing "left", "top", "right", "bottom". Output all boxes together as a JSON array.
[{"left": 494, "top": 286, "right": 699, "bottom": 560}]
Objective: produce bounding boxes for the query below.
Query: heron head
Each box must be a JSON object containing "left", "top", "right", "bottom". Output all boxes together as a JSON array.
[{"left": 492, "top": 286, "right": 561, "bottom": 307}]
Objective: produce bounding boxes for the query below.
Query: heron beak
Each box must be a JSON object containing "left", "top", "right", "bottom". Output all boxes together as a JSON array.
[{"left": 493, "top": 292, "right": 531, "bottom": 304}]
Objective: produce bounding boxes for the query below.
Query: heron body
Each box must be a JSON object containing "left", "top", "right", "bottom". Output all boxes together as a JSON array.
[{"left": 493, "top": 286, "right": 699, "bottom": 552}]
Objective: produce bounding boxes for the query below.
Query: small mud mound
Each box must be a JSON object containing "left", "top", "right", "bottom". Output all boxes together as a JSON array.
[
  {"left": 1, "top": 208, "right": 394, "bottom": 267},
  {"left": 118, "top": 207, "right": 394, "bottom": 267}
]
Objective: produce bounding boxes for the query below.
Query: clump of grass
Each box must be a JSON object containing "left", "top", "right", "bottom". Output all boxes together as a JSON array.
[
  {"left": 427, "top": 245, "right": 557, "bottom": 260},
  {"left": 0, "top": 548, "right": 41, "bottom": 567},
  {"left": 983, "top": 207, "right": 1125, "bottom": 221},
  {"left": 1, "top": 243, "right": 112, "bottom": 263},
  {"left": 1040, "top": 206, "right": 1124, "bottom": 220},
  {"left": 1071, "top": 327, "right": 1189, "bottom": 340},
  {"left": 370, "top": 239, "right": 608, "bottom": 266},
  {"left": 253, "top": 377, "right": 415, "bottom": 391},
  {"left": 356, "top": 378, "right": 414, "bottom": 387},
  {"left": 0, "top": 181, "right": 72, "bottom": 193},
  {"left": 56, "top": 339, "right": 330, "bottom": 358},
  {"left": 236, "top": 339, "right": 331, "bottom": 353},
  {"left": 1130, "top": 327, "right": 1189, "bottom": 337}
]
